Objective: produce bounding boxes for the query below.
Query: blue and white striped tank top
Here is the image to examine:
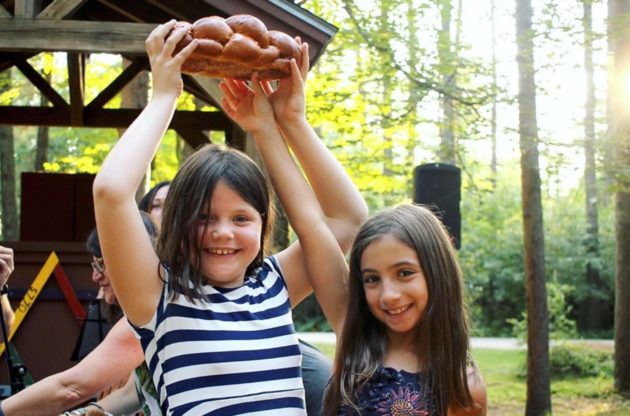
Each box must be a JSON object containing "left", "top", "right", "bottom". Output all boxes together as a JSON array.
[{"left": 132, "top": 256, "right": 306, "bottom": 415}]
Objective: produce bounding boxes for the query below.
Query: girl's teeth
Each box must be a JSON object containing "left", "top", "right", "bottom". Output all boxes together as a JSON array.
[
  {"left": 388, "top": 305, "right": 409, "bottom": 315},
  {"left": 210, "top": 249, "right": 235, "bottom": 255}
]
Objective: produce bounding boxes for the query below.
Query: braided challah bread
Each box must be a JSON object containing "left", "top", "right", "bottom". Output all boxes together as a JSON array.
[{"left": 172, "top": 15, "right": 301, "bottom": 80}]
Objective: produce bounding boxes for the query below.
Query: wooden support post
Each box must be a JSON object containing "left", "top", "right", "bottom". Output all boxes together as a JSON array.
[
  {"left": 67, "top": 53, "right": 85, "bottom": 125},
  {"left": 37, "top": 0, "right": 87, "bottom": 20},
  {"left": 14, "top": 0, "right": 43, "bottom": 19}
]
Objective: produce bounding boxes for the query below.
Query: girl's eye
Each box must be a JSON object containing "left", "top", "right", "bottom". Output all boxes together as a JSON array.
[
  {"left": 398, "top": 269, "right": 415, "bottom": 278},
  {"left": 234, "top": 215, "right": 249, "bottom": 223},
  {"left": 362, "top": 274, "right": 379, "bottom": 284}
]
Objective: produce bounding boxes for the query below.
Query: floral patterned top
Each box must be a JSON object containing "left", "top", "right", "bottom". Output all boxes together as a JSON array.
[{"left": 338, "top": 366, "right": 436, "bottom": 416}]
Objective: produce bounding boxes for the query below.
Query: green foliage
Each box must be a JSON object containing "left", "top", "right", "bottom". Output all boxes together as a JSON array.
[
  {"left": 472, "top": 348, "right": 629, "bottom": 414},
  {"left": 549, "top": 344, "right": 613, "bottom": 379},
  {"left": 543, "top": 187, "right": 616, "bottom": 307},
  {"left": 507, "top": 281, "right": 578, "bottom": 341},
  {"left": 460, "top": 161, "right": 615, "bottom": 337},
  {"left": 459, "top": 165, "right": 526, "bottom": 336}
]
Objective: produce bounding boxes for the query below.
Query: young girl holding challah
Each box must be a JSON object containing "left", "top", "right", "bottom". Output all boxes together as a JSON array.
[
  {"left": 93, "top": 19, "right": 366, "bottom": 415},
  {"left": 323, "top": 205, "right": 487, "bottom": 415}
]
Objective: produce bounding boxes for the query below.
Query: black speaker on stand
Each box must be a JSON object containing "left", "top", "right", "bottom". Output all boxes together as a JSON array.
[{"left": 413, "top": 163, "right": 461, "bottom": 249}]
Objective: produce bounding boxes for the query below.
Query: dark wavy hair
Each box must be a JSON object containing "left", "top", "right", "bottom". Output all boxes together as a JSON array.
[
  {"left": 324, "top": 204, "right": 473, "bottom": 415},
  {"left": 138, "top": 180, "right": 170, "bottom": 214},
  {"left": 156, "top": 144, "right": 273, "bottom": 300}
]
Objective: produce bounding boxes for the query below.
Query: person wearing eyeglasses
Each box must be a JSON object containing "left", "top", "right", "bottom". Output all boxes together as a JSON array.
[
  {"left": 86, "top": 229, "right": 122, "bottom": 310},
  {"left": 70, "top": 229, "right": 125, "bottom": 363}
]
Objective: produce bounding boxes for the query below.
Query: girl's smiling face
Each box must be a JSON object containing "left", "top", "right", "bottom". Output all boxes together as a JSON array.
[
  {"left": 197, "top": 181, "right": 263, "bottom": 287},
  {"left": 360, "top": 234, "right": 429, "bottom": 337}
]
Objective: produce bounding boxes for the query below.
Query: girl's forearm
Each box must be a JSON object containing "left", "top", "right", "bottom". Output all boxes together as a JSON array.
[
  {"left": 251, "top": 125, "right": 324, "bottom": 234},
  {"left": 94, "top": 93, "right": 177, "bottom": 201},
  {"left": 278, "top": 118, "right": 367, "bottom": 241}
]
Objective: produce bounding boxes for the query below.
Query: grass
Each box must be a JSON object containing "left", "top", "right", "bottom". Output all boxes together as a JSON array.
[{"left": 312, "top": 343, "right": 630, "bottom": 415}]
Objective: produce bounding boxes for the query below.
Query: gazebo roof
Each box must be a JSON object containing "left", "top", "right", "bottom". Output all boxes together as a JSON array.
[{"left": 0, "top": 0, "right": 337, "bottom": 149}]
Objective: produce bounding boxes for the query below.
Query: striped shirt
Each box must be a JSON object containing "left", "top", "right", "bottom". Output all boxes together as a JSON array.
[{"left": 132, "top": 256, "right": 306, "bottom": 415}]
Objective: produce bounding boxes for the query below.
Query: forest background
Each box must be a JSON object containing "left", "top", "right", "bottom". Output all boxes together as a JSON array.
[{"left": 1, "top": 0, "right": 629, "bottom": 411}]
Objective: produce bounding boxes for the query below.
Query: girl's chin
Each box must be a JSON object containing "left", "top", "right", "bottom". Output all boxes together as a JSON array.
[{"left": 202, "top": 274, "right": 245, "bottom": 288}]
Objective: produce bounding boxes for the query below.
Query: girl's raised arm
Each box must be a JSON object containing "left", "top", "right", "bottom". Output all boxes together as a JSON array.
[
  {"left": 267, "top": 43, "right": 368, "bottom": 251},
  {"left": 92, "top": 21, "right": 197, "bottom": 325},
  {"left": 258, "top": 43, "right": 368, "bottom": 335},
  {"left": 221, "top": 69, "right": 348, "bottom": 336}
]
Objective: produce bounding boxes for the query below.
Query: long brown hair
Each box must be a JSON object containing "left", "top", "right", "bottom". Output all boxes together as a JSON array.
[
  {"left": 156, "top": 144, "right": 273, "bottom": 299},
  {"left": 324, "top": 204, "right": 472, "bottom": 415}
]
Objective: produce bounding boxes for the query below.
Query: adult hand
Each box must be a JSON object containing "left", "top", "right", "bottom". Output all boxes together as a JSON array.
[
  {"left": 145, "top": 20, "right": 198, "bottom": 98},
  {"left": 0, "top": 245, "right": 14, "bottom": 287}
]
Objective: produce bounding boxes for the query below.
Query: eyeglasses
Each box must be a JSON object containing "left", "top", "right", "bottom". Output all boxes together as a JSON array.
[{"left": 91, "top": 257, "right": 105, "bottom": 273}]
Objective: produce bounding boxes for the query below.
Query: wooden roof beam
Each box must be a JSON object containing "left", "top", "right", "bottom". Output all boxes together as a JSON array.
[
  {"left": 0, "top": 20, "right": 154, "bottom": 55},
  {"left": 37, "top": 0, "right": 88, "bottom": 20},
  {"left": 86, "top": 58, "right": 147, "bottom": 110},
  {"left": 183, "top": 75, "right": 220, "bottom": 108},
  {"left": 192, "top": 75, "right": 224, "bottom": 108},
  {"left": 14, "top": 0, "right": 43, "bottom": 18},
  {"left": 96, "top": 0, "right": 144, "bottom": 23},
  {"left": 175, "top": 128, "right": 211, "bottom": 150},
  {"left": 141, "top": 0, "right": 196, "bottom": 22},
  {"left": 12, "top": 57, "right": 68, "bottom": 108},
  {"left": 0, "top": 106, "right": 232, "bottom": 131},
  {"left": 0, "top": 4, "right": 11, "bottom": 17}
]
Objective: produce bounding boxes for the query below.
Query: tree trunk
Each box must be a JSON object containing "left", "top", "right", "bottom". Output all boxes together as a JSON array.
[
  {"left": 610, "top": 0, "right": 630, "bottom": 397},
  {"left": 490, "top": 0, "right": 498, "bottom": 187},
  {"left": 603, "top": 0, "right": 616, "bottom": 199},
  {"left": 378, "top": 0, "right": 396, "bottom": 206},
  {"left": 405, "top": 0, "right": 420, "bottom": 183},
  {"left": 581, "top": 0, "right": 602, "bottom": 332},
  {"left": 0, "top": 69, "right": 19, "bottom": 241},
  {"left": 515, "top": 0, "right": 552, "bottom": 414},
  {"left": 118, "top": 58, "right": 149, "bottom": 201},
  {"left": 438, "top": 0, "right": 456, "bottom": 164}
]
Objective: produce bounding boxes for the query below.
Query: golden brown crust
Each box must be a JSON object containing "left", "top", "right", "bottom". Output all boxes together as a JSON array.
[{"left": 169, "top": 14, "right": 301, "bottom": 80}]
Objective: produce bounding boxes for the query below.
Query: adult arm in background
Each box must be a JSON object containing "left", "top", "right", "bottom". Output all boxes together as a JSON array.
[
  {"left": 1, "top": 319, "right": 143, "bottom": 416},
  {"left": 92, "top": 372, "right": 140, "bottom": 415},
  {"left": 69, "top": 372, "right": 140, "bottom": 416},
  {"left": 0, "top": 245, "right": 16, "bottom": 328}
]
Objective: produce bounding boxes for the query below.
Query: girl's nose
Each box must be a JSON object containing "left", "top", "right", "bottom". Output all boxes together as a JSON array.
[
  {"left": 381, "top": 280, "right": 401, "bottom": 305},
  {"left": 211, "top": 222, "right": 234, "bottom": 239}
]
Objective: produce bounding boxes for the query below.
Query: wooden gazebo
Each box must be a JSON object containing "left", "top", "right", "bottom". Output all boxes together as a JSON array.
[
  {"left": 0, "top": 0, "right": 336, "bottom": 386},
  {"left": 0, "top": 0, "right": 336, "bottom": 149}
]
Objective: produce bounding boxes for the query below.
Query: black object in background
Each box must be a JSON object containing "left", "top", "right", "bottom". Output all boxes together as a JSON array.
[{"left": 413, "top": 163, "right": 462, "bottom": 249}]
